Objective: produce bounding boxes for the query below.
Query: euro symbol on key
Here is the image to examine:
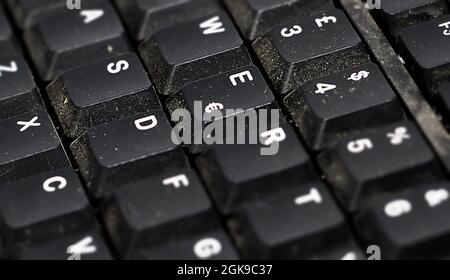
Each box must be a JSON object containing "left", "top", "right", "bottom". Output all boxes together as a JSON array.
[{"left": 205, "top": 102, "right": 224, "bottom": 113}]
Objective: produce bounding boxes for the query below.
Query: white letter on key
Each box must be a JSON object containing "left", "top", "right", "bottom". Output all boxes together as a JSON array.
[
  {"left": 43, "top": 176, "right": 67, "bottom": 193},
  {"left": 229, "top": 71, "right": 254, "bottom": 86},
  {"left": 295, "top": 188, "right": 322, "bottom": 206},
  {"left": 163, "top": 174, "right": 189, "bottom": 188},
  {"left": 134, "top": 115, "right": 158, "bottom": 131},
  {"left": 199, "top": 16, "right": 225, "bottom": 35}
]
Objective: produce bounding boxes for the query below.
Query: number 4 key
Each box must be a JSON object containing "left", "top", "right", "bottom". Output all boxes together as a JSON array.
[{"left": 284, "top": 63, "right": 404, "bottom": 151}]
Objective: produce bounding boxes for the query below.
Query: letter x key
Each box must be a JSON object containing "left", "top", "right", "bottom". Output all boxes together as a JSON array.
[{"left": 17, "top": 116, "right": 41, "bottom": 132}]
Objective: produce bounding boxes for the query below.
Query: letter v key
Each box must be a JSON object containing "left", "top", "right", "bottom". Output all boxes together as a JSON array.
[{"left": 80, "top": 10, "right": 104, "bottom": 24}]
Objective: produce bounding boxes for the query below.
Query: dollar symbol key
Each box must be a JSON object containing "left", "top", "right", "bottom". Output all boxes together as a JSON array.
[{"left": 348, "top": 71, "right": 370, "bottom": 81}]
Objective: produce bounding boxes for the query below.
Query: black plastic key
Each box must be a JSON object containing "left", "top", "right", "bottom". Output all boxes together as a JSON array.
[
  {"left": 225, "top": 0, "right": 333, "bottom": 41},
  {"left": 6, "top": 0, "right": 71, "bottom": 29},
  {"left": 71, "top": 109, "right": 188, "bottom": 199},
  {"left": 167, "top": 66, "right": 278, "bottom": 154},
  {"left": 0, "top": 8, "right": 16, "bottom": 54},
  {"left": 196, "top": 118, "right": 317, "bottom": 215},
  {"left": 47, "top": 53, "right": 159, "bottom": 139},
  {"left": 0, "top": 49, "right": 42, "bottom": 120},
  {"left": 0, "top": 8, "right": 12, "bottom": 42},
  {"left": 0, "top": 38, "right": 16, "bottom": 56},
  {"left": 115, "top": 0, "right": 221, "bottom": 41},
  {"left": 24, "top": 0, "right": 130, "bottom": 81},
  {"left": 0, "top": 110, "right": 68, "bottom": 185},
  {"left": 318, "top": 121, "right": 444, "bottom": 213},
  {"left": 139, "top": 12, "right": 251, "bottom": 96},
  {"left": 284, "top": 63, "right": 404, "bottom": 151},
  {"left": 253, "top": 9, "right": 369, "bottom": 95},
  {"left": 355, "top": 183, "right": 450, "bottom": 259},
  {"left": 373, "top": 0, "right": 449, "bottom": 40},
  {"left": 138, "top": 228, "right": 238, "bottom": 260},
  {"left": 228, "top": 182, "right": 356, "bottom": 259},
  {"left": 399, "top": 15, "right": 450, "bottom": 93},
  {"left": 166, "top": 65, "right": 277, "bottom": 125},
  {"left": 0, "top": 168, "right": 95, "bottom": 259},
  {"left": 18, "top": 229, "right": 112, "bottom": 260},
  {"left": 101, "top": 169, "right": 218, "bottom": 259}
]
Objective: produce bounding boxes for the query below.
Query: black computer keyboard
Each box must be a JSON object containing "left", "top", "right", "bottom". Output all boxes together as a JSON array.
[{"left": 1, "top": 0, "right": 450, "bottom": 260}]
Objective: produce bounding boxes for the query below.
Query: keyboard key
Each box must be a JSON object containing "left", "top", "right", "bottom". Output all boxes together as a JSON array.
[
  {"left": 0, "top": 168, "right": 96, "bottom": 259},
  {"left": 225, "top": 0, "right": 333, "bottom": 41},
  {"left": 18, "top": 229, "right": 112, "bottom": 260},
  {"left": 284, "top": 63, "right": 404, "bottom": 151},
  {"left": 0, "top": 111, "right": 68, "bottom": 185},
  {"left": 115, "top": 0, "right": 221, "bottom": 41},
  {"left": 196, "top": 119, "right": 317, "bottom": 215},
  {"left": 253, "top": 9, "right": 369, "bottom": 95},
  {"left": 0, "top": 50, "right": 42, "bottom": 120},
  {"left": 138, "top": 228, "right": 239, "bottom": 260},
  {"left": 71, "top": 109, "right": 188, "bottom": 199},
  {"left": 0, "top": 8, "right": 17, "bottom": 54},
  {"left": 355, "top": 183, "right": 450, "bottom": 259},
  {"left": 6, "top": 0, "right": 70, "bottom": 29},
  {"left": 399, "top": 15, "right": 450, "bottom": 92},
  {"left": 47, "top": 53, "right": 160, "bottom": 139},
  {"left": 139, "top": 12, "right": 252, "bottom": 96},
  {"left": 0, "top": 8, "right": 13, "bottom": 42},
  {"left": 318, "top": 121, "right": 444, "bottom": 213},
  {"left": 24, "top": 0, "right": 131, "bottom": 81},
  {"left": 167, "top": 66, "right": 278, "bottom": 154},
  {"left": 0, "top": 39, "right": 16, "bottom": 57},
  {"left": 166, "top": 65, "right": 277, "bottom": 125},
  {"left": 101, "top": 169, "right": 218, "bottom": 259},
  {"left": 373, "top": 0, "right": 449, "bottom": 39},
  {"left": 228, "top": 183, "right": 355, "bottom": 259}
]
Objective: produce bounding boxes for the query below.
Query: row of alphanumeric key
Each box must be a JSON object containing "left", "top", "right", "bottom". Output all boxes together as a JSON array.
[{"left": 0, "top": 0, "right": 449, "bottom": 260}]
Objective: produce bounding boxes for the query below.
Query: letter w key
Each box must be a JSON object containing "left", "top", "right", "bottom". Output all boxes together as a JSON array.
[{"left": 200, "top": 16, "right": 226, "bottom": 35}]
